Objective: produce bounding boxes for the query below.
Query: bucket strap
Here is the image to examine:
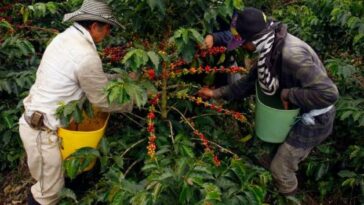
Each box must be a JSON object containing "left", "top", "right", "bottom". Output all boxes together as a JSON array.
[
  {"left": 36, "top": 131, "right": 44, "bottom": 196},
  {"left": 301, "top": 105, "right": 333, "bottom": 125}
]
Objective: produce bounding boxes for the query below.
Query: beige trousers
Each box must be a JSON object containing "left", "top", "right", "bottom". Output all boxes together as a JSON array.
[
  {"left": 19, "top": 123, "right": 64, "bottom": 205},
  {"left": 270, "top": 142, "right": 312, "bottom": 194}
]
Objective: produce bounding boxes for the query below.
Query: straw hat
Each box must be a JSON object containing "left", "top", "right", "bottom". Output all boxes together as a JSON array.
[{"left": 63, "top": 0, "right": 123, "bottom": 28}]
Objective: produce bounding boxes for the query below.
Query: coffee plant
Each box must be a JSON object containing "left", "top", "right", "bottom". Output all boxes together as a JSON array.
[{"left": 0, "top": 0, "right": 363, "bottom": 204}]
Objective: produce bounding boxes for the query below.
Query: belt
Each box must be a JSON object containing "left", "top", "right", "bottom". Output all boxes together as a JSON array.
[
  {"left": 23, "top": 113, "right": 53, "bottom": 132},
  {"left": 301, "top": 105, "right": 334, "bottom": 125}
]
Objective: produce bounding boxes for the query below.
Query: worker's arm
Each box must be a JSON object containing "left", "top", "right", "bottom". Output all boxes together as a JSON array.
[{"left": 76, "top": 55, "right": 133, "bottom": 112}]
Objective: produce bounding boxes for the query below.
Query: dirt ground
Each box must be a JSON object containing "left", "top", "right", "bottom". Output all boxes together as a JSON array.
[{"left": 0, "top": 158, "right": 33, "bottom": 205}]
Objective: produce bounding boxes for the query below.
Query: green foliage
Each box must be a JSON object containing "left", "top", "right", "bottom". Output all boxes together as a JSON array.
[
  {"left": 108, "top": 0, "right": 243, "bottom": 40},
  {"left": 122, "top": 48, "right": 151, "bottom": 71},
  {"left": 59, "top": 188, "right": 79, "bottom": 204},
  {"left": 55, "top": 97, "right": 94, "bottom": 127},
  {"left": 121, "top": 48, "right": 161, "bottom": 72},
  {"left": 346, "top": 145, "right": 364, "bottom": 171},
  {"left": 328, "top": 0, "right": 364, "bottom": 49},
  {"left": 0, "top": 36, "right": 35, "bottom": 62},
  {"left": 325, "top": 58, "right": 364, "bottom": 128},
  {"left": 274, "top": 5, "right": 324, "bottom": 50},
  {"left": 326, "top": 58, "right": 359, "bottom": 81},
  {"left": 104, "top": 70, "right": 151, "bottom": 108},
  {"left": 0, "top": 70, "right": 35, "bottom": 95},
  {"left": 63, "top": 147, "right": 100, "bottom": 180},
  {"left": 273, "top": 0, "right": 364, "bottom": 54},
  {"left": 336, "top": 97, "right": 364, "bottom": 127},
  {"left": 0, "top": 0, "right": 78, "bottom": 171},
  {"left": 338, "top": 145, "right": 364, "bottom": 203},
  {"left": 0, "top": 104, "right": 23, "bottom": 171},
  {"left": 171, "top": 28, "right": 204, "bottom": 62},
  {"left": 0, "top": 18, "right": 13, "bottom": 31},
  {"left": 60, "top": 131, "right": 269, "bottom": 204},
  {"left": 20, "top": 2, "right": 60, "bottom": 21}
]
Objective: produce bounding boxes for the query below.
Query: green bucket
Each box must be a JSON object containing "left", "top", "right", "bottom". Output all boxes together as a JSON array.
[{"left": 255, "top": 85, "right": 300, "bottom": 143}]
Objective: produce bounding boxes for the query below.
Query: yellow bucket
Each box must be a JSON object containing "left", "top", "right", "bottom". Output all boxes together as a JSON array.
[{"left": 58, "top": 112, "right": 109, "bottom": 171}]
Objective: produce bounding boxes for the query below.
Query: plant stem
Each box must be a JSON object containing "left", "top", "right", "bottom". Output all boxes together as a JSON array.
[
  {"left": 188, "top": 113, "right": 223, "bottom": 120},
  {"left": 15, "top": 24, "right": 59, "bottom": 34},
  {"left": 191, "top": 138, "right": 237, "bottom": 156},
  {"left": 126, "top": 112, "right": 146, "bottom": 121},
  {"left": 124, "top": 159, "right": 142, "bottom": 177},
  {"left": 167, "top": 120, "right": 175, "bottom": 144},
  {"left": 166, "top": 83, "right": 200, "bottom": 90},
  {"left": 121, "top": 138, "right": 146, "bottom": 158},
  {"left": 170, "top": 106, "right": 195, "bottom": 131},
  {"left": 170, "top": 106, "right": 238, "bottom": 156},
  {"left": 161, "top": 63, "right": 168, "bottom": 119},
  {"left": 121, "top": 113, "right": 144, "bottom": 127}
]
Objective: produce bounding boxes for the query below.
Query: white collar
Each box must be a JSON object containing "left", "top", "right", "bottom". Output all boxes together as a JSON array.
[{"left": 72, "top": 22, "right": 97, "bottom": 50}]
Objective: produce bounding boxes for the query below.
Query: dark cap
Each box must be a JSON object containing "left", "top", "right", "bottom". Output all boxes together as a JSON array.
[
  {"left": 227, "top": 7, "right": 269, "bottom": 50},
  {"left": 236, "top": 7, "right": 269, "bottom": 41}
]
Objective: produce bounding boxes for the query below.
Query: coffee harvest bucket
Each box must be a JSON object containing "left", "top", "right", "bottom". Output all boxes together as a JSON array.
[
  {"left": 58, "top": 112, "right": 109, "bottom": 171},
  {"left": 255, "top": 84, "right": 300, "bottom": 143}
]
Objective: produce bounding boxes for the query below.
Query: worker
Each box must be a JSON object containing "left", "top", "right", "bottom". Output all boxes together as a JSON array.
[
  {"left": 18, "top": 0, "right": 132, "bottom": 204},
  {"left": 199, "top": 7, "right": 339, "bottom": 195}
]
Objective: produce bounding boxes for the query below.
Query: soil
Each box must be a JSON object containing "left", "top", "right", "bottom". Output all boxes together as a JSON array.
[
  {"left": 0, "top": 158, "right": 34, "bottom": 205},
  {"left": 0, "top": 158, "right": 100, "bottom": 205}
]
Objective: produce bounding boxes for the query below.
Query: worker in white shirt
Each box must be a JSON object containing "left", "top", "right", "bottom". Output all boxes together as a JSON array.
[{"left": 18, "top": 1, "right": 132, "bottom": 204}]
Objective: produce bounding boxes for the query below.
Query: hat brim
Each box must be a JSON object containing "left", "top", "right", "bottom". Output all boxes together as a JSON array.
[
  {"left": 227, "top": 37, "right": 245, "bottom": 51},
  {"left": 63, "top": 11, "right": 125, "bottom": 29}
]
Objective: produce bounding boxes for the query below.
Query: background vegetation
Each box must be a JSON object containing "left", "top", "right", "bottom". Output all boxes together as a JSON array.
[{"left": 0, "top": 0, "right": 363, "bottom": 204}]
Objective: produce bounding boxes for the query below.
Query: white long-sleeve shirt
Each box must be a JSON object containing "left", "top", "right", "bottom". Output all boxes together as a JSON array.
[{"left": 20, "top": 23, "right": 132, "bottom": 130}]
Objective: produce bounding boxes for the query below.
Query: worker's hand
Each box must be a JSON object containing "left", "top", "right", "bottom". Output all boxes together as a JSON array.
[
  {"left": 198, "top": 87, "right": 216, "bottom": 99},
  {"left": 201, "top": 34, "right": 214, "bottom": 49},
  {"left": 280, "top": 89, "right": 290, "bottom": 110}
]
